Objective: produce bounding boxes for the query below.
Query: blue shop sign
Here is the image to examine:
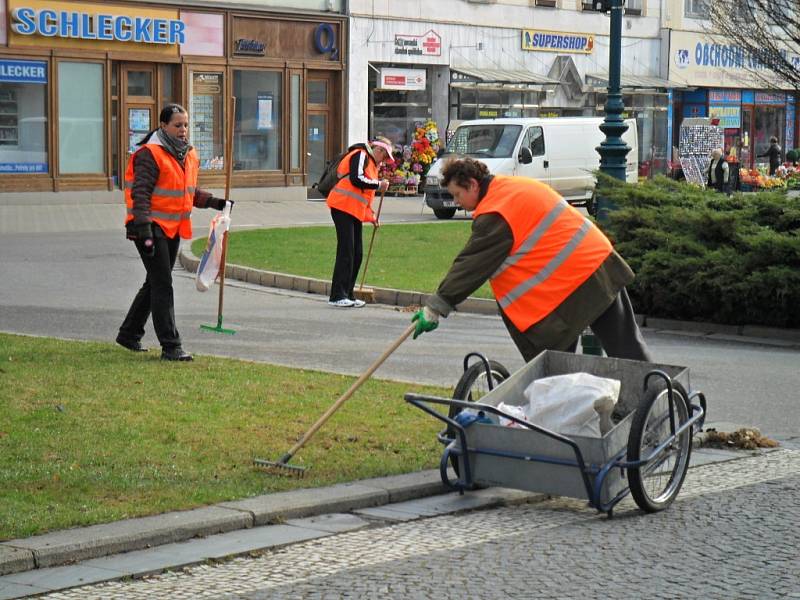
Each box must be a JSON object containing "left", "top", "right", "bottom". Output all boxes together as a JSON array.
[
  {"left": 11, "top": 7, "right": 185, "bottom": 45},
  {"left": 0, "top": 59, "right": 47, "bottom": 83}
]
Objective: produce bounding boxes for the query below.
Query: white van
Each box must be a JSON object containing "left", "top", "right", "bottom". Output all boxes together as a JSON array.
[{"left": 424, "top": 117, "right": 638, "bottom": 219}]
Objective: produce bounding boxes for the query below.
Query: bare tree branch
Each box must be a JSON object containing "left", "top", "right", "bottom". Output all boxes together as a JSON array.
[{"left": 708, "top": 0, "right": 800, "bottom": 90}]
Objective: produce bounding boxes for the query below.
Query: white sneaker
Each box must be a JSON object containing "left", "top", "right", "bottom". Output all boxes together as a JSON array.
[
  {"left": 328, "top": 298, "right": 355, "bottom": 307},
  {"left": 352, "top": 299, "right": 366, "bottom": 308}
]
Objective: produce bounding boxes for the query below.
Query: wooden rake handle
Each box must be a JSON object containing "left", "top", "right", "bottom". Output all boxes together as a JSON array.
[
  {"left": 215, "top": 97, "right": 236, "bottom": 321},
  {"left": 284, "top": 322, "right": 416, "bottom": 459},
  {"left": 358, "top": 189, "right": 386, "bottom": 292}
]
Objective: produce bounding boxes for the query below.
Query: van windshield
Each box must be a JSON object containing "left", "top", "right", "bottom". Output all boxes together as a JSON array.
[{"left": 443, "top": 125, "right": 522, "bottom": 158}]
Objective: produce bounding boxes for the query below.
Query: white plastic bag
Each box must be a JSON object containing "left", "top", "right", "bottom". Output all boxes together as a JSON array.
[
  {"left": 524, "top": 372, "right": 620, "bottom": 438},
  {"left": 196, "top": 202, "right": 232, "bottom": 292},
  {"left": 496, "top": 402, "right": 530, "bottom": 428}
]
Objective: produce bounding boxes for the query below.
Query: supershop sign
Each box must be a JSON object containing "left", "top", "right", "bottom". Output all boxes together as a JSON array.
[
  {"left": 10, "top": 7, "right": 185, "bottom": 45},
  {"left": 521, "top": 29, "right": 593, "bottom": 54}
]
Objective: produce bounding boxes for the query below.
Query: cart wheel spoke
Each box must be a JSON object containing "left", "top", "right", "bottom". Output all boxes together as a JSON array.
[{"left": 627, "top": 381, "right": 692, "bottom": 513}]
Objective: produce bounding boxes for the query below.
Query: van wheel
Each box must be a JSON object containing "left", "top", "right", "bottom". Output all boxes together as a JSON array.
[{"left": 433, "top": 208, "right": 457, "bottom": 219}]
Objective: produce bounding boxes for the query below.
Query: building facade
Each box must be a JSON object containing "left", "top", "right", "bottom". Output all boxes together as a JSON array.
[
  {"left": 347, "top": 0, "right": 677, "bottom": 175},
  {"left": 0, "top": 0, "right": 346, "bottom": 199},
  {"left": 662, "top": 0, "right": 799, "bottom": 168}
]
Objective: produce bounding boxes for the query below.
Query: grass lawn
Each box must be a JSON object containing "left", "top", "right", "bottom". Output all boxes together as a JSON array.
[
  {"left": 191, "top": 222, "right": 495, "bottom": 299},
  {"left": 0, "top": 333, "right": 450, "bottom": 540}
]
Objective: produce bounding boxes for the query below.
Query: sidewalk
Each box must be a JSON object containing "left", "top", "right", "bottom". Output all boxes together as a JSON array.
[{"left": 0, "top": 438, "right": 771, "bottom": 599}]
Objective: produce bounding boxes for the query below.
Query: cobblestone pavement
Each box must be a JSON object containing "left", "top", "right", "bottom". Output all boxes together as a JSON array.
[{"left": 42, "top": 449, "right": 800, "bottom": 600}]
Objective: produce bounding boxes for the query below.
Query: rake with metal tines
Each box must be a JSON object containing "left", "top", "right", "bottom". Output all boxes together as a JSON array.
[{"left": 255, "top": 322, "right": 416, "bottom": 476}]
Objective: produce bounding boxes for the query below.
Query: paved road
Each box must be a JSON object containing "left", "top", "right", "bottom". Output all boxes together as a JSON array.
[{"left": 39, "top": 449, "right": 800, "bottom": 599}]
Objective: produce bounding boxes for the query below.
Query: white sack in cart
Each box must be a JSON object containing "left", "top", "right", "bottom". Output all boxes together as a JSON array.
[
  {"left": 196, "top": 203, "right": 232, "bottom": 292},
  {"left": 524, "top": 372, "right": 620, "bottom": 438}
]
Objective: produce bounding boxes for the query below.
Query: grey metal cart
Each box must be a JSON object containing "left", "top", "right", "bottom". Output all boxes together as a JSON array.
[{"left": 405, "top": 351, "right": 706, "bottom": 517}]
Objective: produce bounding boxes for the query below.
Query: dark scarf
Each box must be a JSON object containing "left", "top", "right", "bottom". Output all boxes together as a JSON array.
[{"left": 156, "top": 128, "right": 191, "bottom": 163}]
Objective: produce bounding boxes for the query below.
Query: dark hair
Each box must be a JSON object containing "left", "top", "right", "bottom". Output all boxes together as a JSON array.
[
  {"left": 440, "top": 157, "right": 490, "bottom": 188},
  {"left": 137, "top": 103, "right": 188, "bottom": 146},
  {"left": 770, "top": 136, "right": 778, "bottom": 144}
]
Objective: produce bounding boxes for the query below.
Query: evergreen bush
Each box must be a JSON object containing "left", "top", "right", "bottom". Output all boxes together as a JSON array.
[{"left": 595, "top": 174, "right": 800, "bottom": 328}]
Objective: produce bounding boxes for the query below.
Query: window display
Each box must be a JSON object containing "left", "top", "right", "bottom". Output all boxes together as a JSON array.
[
  {"left": 190, "top": 72, "right": 225, "bottom": 170},
  {"left": 233, "top": 70, "right": 282, "bottom": 171},
  {"left": 58, "top": 62, "right": 103, "bottom": 174},
  {"left": 0, "top": 59, "right": 48, "bottom": 174}
]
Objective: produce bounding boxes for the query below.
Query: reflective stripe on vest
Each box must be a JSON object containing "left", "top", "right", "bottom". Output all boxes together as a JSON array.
[
  {"left": 472, "top": 176, "right": 611, "bottom": 331},
  {"left": 124, "top": 145, "right": 199, "bottom": 239},
  {"left": 326, "top": 148, "right": 376, "bottom": 222}
]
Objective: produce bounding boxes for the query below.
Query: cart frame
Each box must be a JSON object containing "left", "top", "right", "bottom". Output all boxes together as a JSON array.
[{"left": 406, "top": 352, "right": 706, "bottom": 517}]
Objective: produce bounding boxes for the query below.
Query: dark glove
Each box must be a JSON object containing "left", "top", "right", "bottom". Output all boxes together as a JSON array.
[
  {"left": 126, "top": 222, "right": 154, "bottom": 257},
  {"left": 210, "top": 197, "right": 232, "bottom": 211}
]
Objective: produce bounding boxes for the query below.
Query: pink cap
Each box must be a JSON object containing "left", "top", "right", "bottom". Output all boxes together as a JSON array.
[{"left": 370, "top": 138, "right": 393, "bottom": 157}]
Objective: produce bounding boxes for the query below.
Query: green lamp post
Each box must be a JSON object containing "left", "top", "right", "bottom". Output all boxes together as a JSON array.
[{"left": 594, "top": 0, "right": 630, "bottom": 222}]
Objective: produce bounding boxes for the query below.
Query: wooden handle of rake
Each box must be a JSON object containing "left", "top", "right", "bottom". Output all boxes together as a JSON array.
[
  {"left": 358, "top": 189, "right": 386, "bottom": 292},
  {"left": 283, "top": 322, "right": 415, "bottom": 460},
  {"left": 215, "top": 96, "right": 236, "bottom": 324}
]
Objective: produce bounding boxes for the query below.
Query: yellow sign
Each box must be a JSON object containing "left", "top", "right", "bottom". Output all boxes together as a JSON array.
[
  {"left": 521, "top": 29, "right": 593, "bottom": 54},
  {"left": 8, "top": 0, "right": 180, "bottom": 56}
]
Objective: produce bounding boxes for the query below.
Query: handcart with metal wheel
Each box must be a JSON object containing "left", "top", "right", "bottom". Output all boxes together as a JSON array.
[{"left": 405, "top": 350, "right": 707, "bottom": 517}]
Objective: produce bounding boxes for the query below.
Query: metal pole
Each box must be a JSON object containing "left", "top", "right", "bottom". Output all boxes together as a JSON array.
[{"left": 595, "top": 0, "right": 630, "bottom": 221}]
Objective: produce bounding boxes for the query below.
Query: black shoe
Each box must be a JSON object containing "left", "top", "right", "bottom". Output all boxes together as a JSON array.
[
  {"left": 116, "top": 335, "right": 148, "bottom": 352},
  {"left": 161, "top": 348, "right": 193, "bottom": 362}
]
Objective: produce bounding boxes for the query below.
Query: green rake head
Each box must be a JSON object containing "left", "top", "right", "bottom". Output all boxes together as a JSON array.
[{"left": 253, "top": 455, "right": 307, "bottom": 477}]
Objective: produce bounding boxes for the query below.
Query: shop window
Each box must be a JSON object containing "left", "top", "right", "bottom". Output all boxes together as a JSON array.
[
  {"left": 127, "top": 71, "right": 152, "bottom": 98},
  {"left": 233, "top": 70, "right": 282, "bottom": 171},
  {"left": 684, "top": 0, "right": 709, "bottom": 19},
  {"left": 190, "top": 71, "right": 225, "bottom": 170},
  {"left": 290, "top": 74, "right": 301, "bottom": 170},
  {"left": 0, "top": 59, "right": 48, "bottom": 174},
  {"left": 58, "top": 62, "right": 104, "bottom": 174},
  {"left": 370, "top": 67, "right": 431, "bottom": 146},
  {"left": 308, "top": 80, "right": 327, "bottom": 105}
]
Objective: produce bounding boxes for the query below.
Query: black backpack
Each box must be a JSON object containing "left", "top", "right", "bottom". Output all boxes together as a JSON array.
[{"left": 313, "top": 144, "right": 367, "bottom": 197}]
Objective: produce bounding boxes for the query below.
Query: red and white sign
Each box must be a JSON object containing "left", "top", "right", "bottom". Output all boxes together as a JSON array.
[
  {"left": 379, "top": 67, "right": 426, "bottom": 91},
  {"left": 394, "top": 29, "right": 442, "bottom": 57}
]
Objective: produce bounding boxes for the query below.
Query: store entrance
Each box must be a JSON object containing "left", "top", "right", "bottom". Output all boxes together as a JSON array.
[
  {"left": 120, "top": 64, "right": 158, "bottom": 185},
  {"left": 306, "top": 71, "right": 339, "bottom": 195}
]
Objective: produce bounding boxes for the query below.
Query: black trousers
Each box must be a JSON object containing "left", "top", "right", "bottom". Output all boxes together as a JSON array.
[
  {"left": 329, "top": 208, "right": 363, "bottom": 301},
  {"left": 118, "top": 227, "right": 182, "bottom": 351}
]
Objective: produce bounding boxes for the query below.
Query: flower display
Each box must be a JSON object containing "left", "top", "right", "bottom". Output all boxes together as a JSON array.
[{"left": 377, "top": 120, "right": 442, "bottom": 193}]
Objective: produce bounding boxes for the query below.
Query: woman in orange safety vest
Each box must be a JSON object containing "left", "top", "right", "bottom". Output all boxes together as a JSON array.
[
  {"left": 117, "top": 103, "right": 229, "bottom": 361},
  {"left": 411, "top": 157, "right": 651, "bottom": 363},
  {"left": 326, "top": 137, "right": 392, "bottom": 308}
]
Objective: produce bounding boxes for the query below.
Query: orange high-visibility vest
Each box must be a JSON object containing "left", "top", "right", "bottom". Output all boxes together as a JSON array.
[
  {"left": 124, "top": 144, "right": 200, "bottom": 239},
  {"left": 472, "top": 176, "right": 612, "bottom": 331},
  {"left": 326, "top": 148, "right": 376, "bottom": 222}
]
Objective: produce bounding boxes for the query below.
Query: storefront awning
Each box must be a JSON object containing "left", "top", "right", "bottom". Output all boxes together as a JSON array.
[
  {"left": 585, "top": 73, "right": 688, "bottom": 90},
  {"left": 451, "top": 67, "right": 559, "bottom": 86}
]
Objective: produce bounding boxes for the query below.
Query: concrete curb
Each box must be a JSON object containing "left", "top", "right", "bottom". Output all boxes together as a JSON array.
[
  {"left": 0, "top": 470, "right": 448, "bottom": 577},
  {"left": 179, "top": 246, "right": 800, "bottom": 343}
]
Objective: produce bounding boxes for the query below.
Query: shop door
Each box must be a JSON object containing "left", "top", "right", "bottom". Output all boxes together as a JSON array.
[
  {"left": 307, "top": 72, "right": 338, "bottom": 194},
  {"left": 120, "top": 64, "right": 158, "bottom": 183}
]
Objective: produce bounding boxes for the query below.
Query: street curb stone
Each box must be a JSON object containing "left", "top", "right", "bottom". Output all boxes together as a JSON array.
[
  {"left": 1, "top": 506, "right": 252, "bottom": 570},
  {"left": 0, "top": 470, "right": 446, "bottom": 577}
]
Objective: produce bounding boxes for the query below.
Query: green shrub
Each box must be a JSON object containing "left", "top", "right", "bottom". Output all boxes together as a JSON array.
[
  {"left": 596, "top": 174, "right": 800, "bottom": 328},
  {"left": 787, "top": 149, "right": 798, "bottom": 163}
]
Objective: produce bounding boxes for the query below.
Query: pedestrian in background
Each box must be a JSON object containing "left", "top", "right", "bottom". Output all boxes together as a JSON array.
[
  {"left": 411, "top": 158, "right": 651, "bottom": 363},
  {"left": 706, "top": 148, "right": 729, "bottom": 193},
  {"left": 117, "top": 103, "right": 230, "bottom": 361},
  {"left": 326, "top": 137, "right": 391, "bottom": 308},
  {"left": 758, "top": 136, "right": 781, "bottom": 175}
]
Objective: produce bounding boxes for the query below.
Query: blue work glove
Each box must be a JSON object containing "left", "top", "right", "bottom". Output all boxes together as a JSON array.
[{"left": 411, "top": 307, "right": 439, "bottom": 339}]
